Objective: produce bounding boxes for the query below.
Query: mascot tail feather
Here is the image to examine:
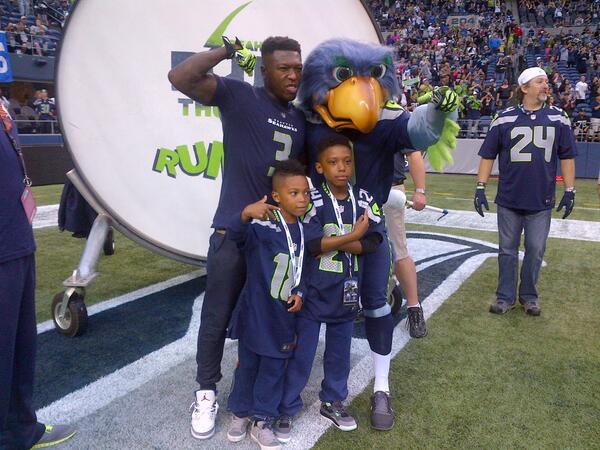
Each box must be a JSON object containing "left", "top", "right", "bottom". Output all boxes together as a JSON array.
[{"left": 426, "top": 118, "right": 460, "bottom": 171}]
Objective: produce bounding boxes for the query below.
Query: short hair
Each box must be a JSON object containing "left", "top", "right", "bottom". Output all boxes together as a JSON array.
[
  {"left": 315, "top": 134, "right": 352, "bottom": 159},
  {"left": 272, "top": 159, "right": 306, "bottom": 188},
  {"left": 261, "top": 36, "right": 301, "bottom": 57}
]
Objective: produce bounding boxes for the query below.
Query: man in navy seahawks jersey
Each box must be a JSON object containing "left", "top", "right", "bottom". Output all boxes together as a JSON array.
[
  {"left": 276, "top": 135, "right": 385, "bottom": 440},
  {"left": 475, "top": 67, "right": 577, "bottom": 316},
  {"left": 168, "top": 36, "right": 305, "bottom": 439},
  {"left": 225, "top": 161, "right": 321, "bottom": 449}
]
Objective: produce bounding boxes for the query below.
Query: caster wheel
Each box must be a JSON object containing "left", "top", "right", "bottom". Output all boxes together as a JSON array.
[
  {"left": 103, "top": 228, "right": 115, "bottom": 256},
  {"left": 388, "top": 285, "right": 404, "bottom": 316},
  {"left": 51, "top": 290, "right": 88, "bottom": 337}
]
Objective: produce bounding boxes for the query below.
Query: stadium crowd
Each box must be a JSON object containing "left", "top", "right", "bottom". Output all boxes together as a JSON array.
[{"left": 368, "top": 0, "right": 600, "bottom": 141}]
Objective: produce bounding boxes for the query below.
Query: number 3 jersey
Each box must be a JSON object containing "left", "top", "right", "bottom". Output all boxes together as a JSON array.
[
  {"left": 226, "top": 213, "right": 322, "bottom": 359},
  {"left": 207, "top": 76, "right": 306, "bottom": 229},
  {"left": 478, "top": 105, "right": 577, "bottom": 211},
  {"left": 301, "top": 184, "right": 385, "bottom": 323}
]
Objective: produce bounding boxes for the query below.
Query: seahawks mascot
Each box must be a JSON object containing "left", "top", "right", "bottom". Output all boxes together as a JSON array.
[{"left": 298, "top": 38, "right": 459, "bottom": 429}]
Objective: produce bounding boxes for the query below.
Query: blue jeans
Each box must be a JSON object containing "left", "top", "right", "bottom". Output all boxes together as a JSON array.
[{"left": 496, "top": 206, "right": 552, "bottom": 304}]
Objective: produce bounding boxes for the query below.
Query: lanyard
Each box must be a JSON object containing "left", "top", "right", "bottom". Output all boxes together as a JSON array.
[
  {"left": 1, "top": 111, "right": 31, "bottom": 186},
  {"left": 276, "top": 210, "right": 304, "bottom": 291},
  {"left": 325, "top": 183, "right": 357, "bottom": 277}
]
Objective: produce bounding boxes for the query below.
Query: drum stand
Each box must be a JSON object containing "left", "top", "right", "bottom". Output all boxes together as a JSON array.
[{"left": 51, "top": 170, "right": 114, "bottom": 337}]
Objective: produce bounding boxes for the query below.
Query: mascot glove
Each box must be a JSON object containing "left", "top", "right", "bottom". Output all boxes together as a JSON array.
[
  {"left": 474, "top": 186, "right": 489, "bottom": 217},
  {"left": 426, "top": 118, "right": 460, "bottom": 171},
  {"left": 556, "top": 190, "right": 575, "bottom": 219},
  {"left": 431, "top": 86, "right": 460, "bottom": 112}
]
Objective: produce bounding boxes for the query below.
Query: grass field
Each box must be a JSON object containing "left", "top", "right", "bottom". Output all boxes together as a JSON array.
[{"left": 31, "top": 176, "right": 600, "bottom": 448}]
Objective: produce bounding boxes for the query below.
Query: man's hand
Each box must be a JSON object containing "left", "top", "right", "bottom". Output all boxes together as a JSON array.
[
  {"left": 287, "top": 294, "right": 303, "bottom": 313},
  {"left": 474, "top": 185, "right": 489, "bottom": 217},
  {"left": 556, "top": 190, "right": 575, "bottom": 219},
  {"left": 351, "top": 210, "right": 369, "bottom": 239},
  {"left": 241, "top": 195, "right": 279, "bottom": 222},
  {"left": 410, "top": 192, "right": 426, "bottom": 211},
  {"left": 223, "top": 36, "right": 256, "bottom": 76}
]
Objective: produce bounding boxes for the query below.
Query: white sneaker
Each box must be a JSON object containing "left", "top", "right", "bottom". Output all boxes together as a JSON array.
[{"left": 190, "top": 390, "right": 218, "bottom": 440}]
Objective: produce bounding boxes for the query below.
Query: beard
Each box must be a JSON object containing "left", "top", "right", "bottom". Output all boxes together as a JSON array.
[{"left": 537, "top": 92, "right": 548, "bottom": 103}]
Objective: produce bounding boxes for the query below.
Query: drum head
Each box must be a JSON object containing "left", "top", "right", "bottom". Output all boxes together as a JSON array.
[{"left": 57, "top": 0, "right": 381, "bottom": 264}]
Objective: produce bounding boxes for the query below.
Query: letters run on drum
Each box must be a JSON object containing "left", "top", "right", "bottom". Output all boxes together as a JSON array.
[{"left": 152, "top": 140, "right": 224, "bottom": 179}]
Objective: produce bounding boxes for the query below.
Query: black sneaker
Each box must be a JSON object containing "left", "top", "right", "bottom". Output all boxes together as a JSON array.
[
  {"left": 320, "top": 401, "right": 357, "bottom": 431},
  {"left": 370, "top": 391, "right": 394, "bottom": 431},
  {"left": 407, "top": 305, "right": 428, "bottom": 338}
]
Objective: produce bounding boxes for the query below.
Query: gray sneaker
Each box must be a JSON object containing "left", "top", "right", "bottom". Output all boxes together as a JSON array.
[
  {"left": 522, "top": 301, "right": 541, "bottom": 316},
  {"left": 250, "top": 420, "right": 282, "bottom": 450},
  {"left": 227, "top": 415, "right": 250, "bottom": 443},
  {"left": 489, "top": 300, "right": 516, "bottom": 315},
  {"left": 320, "top": 401, "right": 357, "bottom": 431},
  {"left": 370, "top": 391, "right": 394, "bottom": 431},
  {"left": 31, "top": 424, "right": 77, "bottom": 449},
  {"left": 273, "top": 415, "right": 292, "bottom": 443}
]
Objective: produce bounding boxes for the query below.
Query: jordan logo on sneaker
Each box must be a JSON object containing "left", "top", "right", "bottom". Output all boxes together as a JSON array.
[{"left": 201, "top": 394, "right": 210, "bottom": 402}]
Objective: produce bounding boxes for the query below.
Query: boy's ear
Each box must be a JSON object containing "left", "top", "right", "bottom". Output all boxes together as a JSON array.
[
  {"left": 272, "top": 190, "right": 280, "bottom": 203},
  {"left": 315, "top": 161, "right": 324, "bottom": 175}
]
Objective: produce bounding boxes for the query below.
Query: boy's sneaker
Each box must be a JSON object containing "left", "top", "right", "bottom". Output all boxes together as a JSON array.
[
  {"left": 250, "top": 420, "right": 281, "bottom": 450},
  {"left": 273, "top": 415, "right": 292, "bottom": 443},
  {"left": 522, "top": 301, "right": 541, "bottom": 316},
  {"left": 319, "top": 401, "right": 357, "bottom": 431},
  {"left": 31, "top": 424, "right": 76, "bottom": 449},
  {"left": 227, "top": 415, "right": 250, "bottom": 443},
  {"left": 370, "top": 391, "right": 394, "bottom": 431},
  {"left": 407, "top": 305, "right": 428, "bottom": 338},
  {"left": 190, "top": 390, "right": 218, "bottom": 440}
]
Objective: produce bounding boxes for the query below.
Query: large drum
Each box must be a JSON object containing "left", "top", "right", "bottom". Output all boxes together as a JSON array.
[{"left": 57, "top": 0, "right": 381, "bottom": 264}]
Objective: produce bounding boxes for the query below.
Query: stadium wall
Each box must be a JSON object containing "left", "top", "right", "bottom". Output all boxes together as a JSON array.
[{"left": 425, "top": 140, "right": 600, "bottom": 179}]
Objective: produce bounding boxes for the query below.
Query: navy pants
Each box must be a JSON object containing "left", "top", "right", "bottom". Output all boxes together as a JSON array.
[
  {"left": 196, "top": 231, "right": 246, "bottom": 391},
  {"left": 227, "top": 341, "right": 287, "bottom": 420},
  {"left": 496, "top": 206, "right": 552, "bottom": 304},
  {"left": 0, "top": 254, "right": 45, "bottom": 450},
  {"left": 280, "top": 318, "right": 354, "bottom": 417}
]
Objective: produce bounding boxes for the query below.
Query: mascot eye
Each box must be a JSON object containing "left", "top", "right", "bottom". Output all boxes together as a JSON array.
[
  {"left": 371, "top": 64, "right": 387, "bottom": 79},
  {"left": 333, "top": 66, "right": 353, "bottom": 83}
]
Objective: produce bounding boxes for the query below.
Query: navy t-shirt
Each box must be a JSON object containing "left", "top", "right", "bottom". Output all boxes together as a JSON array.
[
  {"left": 227, "top": 213, "right": 322, "bottom": 359},
  {"left": 478, "top": 105, "right": 577, "bottom": 211},
  {"left": 301, "top": 183, "right": 384, "bottom": 323},
  {"left": 0, "top": 118, "right": 35, "bottom": 264},
  {"left": 207, "top": 77, "right": 306, "bottom": 228},
  {"left": 306, "top": 104, "right": 415, "bottom": 206}
]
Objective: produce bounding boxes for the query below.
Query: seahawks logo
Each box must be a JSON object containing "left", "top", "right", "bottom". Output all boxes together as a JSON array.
[{"left": 33, "top": 232, "right": 497, "bottom": 424}]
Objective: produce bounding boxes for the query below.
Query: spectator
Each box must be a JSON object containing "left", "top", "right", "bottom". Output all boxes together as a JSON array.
[
  {"left": 589, "top": 86, "right": 600, "bottom": 141},
  {"left": 573, "top": 109, "right": 590, "bottom": 140},
  {"left": 575, "top": 75, "right": 589, "bottom": 105},
  {"left": 496, "top": 78, "right": 513, "bottom": 109}
]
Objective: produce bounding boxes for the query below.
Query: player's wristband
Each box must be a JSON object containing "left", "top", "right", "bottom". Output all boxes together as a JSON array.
[
  {"left": 415, "top": 188, "right": 426, "bottom": 194},
  {"left": 565, "top": 187, "right": 576, "bottom": 193},
  {"left": 476, "top": 181, "right": 486, "bottom": 189}
]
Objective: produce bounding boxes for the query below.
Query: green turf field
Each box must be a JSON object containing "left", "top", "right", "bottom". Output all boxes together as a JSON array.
[{"left": 31, "top": 176, "right": 600, "bottom": 448}]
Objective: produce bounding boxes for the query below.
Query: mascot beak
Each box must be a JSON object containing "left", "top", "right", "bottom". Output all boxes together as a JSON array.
[{"left": 315, "top": 76, "right": 384, "bottom": 133}]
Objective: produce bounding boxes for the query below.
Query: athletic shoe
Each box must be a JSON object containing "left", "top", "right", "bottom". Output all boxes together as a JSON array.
[
  {"left": 370, "top": 391, "right": 394, "bottom": 431},
  {"left": 407, "top": 305, "right": 428, "bottom": 338},
  {"left": 489, "top": 300, "right": 516, "bottom": 315},
  {"left": 522, "top": 301, "right": 541, "bottom": 316},
  {"left": 319, "top": 401, "right": 357, "bottom": 431},
  {"left": 190, "top": 390, "right": 218, "bottom": 440},
  {"left": 31, "top": 424, "right": 76, "bottom": 449},
  {"left": 273, "top": 415, "right": 292, "bottom": 443},
  {"left": 227, "top": 415, "right": 250, "bottom": 443},
  {"left": 250, "top": 420, "right": 281, "bottom": 450}
]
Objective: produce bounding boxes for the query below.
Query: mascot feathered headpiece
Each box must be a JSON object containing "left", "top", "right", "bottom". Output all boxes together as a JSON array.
[{"left": 298, "top": 38, "right": 398, "bottom": 134}]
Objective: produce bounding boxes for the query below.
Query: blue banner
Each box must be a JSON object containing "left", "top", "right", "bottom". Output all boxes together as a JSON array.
[{"left": 0, "top": 32, "right": 14, "bottom": 83}]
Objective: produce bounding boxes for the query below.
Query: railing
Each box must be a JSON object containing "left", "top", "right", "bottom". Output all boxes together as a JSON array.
[
  {"left": 456, "top": 119, "right": 600, "bottom": 142},
  {"left": 3, "top": 30, "right": 60, "bottom": 56},
  {"left": 14, "top": 118, "right": 60, "bottom": 134}
]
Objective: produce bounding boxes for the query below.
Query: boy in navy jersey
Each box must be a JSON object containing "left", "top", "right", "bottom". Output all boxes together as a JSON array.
[
  {"left": 474, "top": 67, "right": 577, "bottom": 316},
  {"left": 225, "top": 160, "right": 321, "bottom": 450},
  {"left": 274, "top": 135, "right": 385, "bottom": 441}
]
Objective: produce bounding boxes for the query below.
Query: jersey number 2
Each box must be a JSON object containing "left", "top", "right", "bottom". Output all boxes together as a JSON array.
[{"left": 510, "top": 126, "right": 555, "bottom": 163}]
